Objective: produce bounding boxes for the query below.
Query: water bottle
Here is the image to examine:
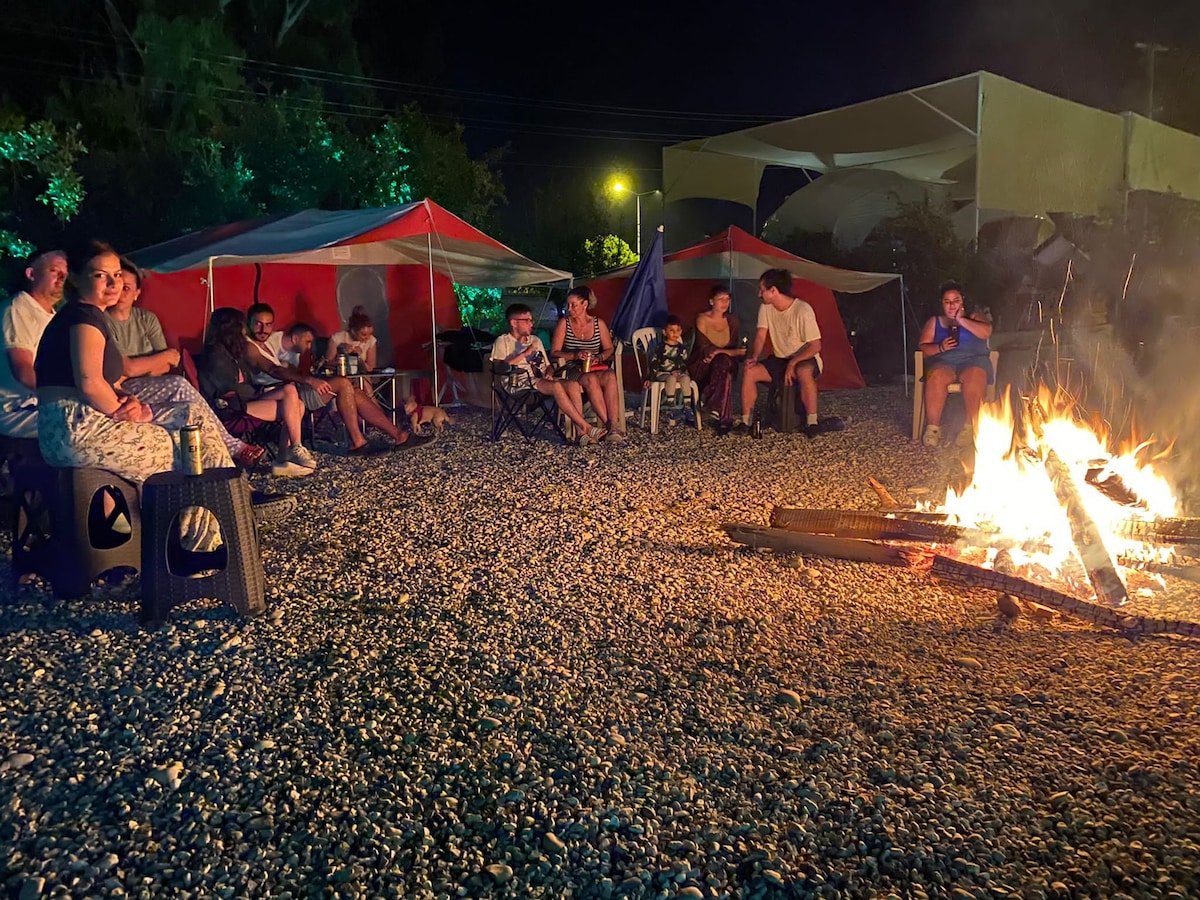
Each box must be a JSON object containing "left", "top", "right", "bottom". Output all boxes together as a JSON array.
[{"left": 751, "top": 411, "right": 763, "bottom": 439}]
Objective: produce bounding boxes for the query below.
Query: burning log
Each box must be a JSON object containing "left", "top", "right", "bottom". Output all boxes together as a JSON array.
[
  {"left": 771, "top": 507, "right": 966, "bottom": 543},
  {"left": 1113, "top": 517, "right": 1200, "bottom": 546},
  {"left": 1084, "top": 464, "right": 1144, "bottom": 508},
  {"left": 929, "top": 555, "right": 1200, "bottom": 638},
  {"left": 721, "top": 524, "right": 913, "bottom": 566},
  {"left": 1027, "top": 399, "right": 1129, "bottom": 607},
  {"left": 1116, "top": 558, "right": 1200, "bottom": 585}
]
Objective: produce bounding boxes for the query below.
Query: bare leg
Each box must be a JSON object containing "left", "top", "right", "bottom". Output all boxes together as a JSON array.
[
  {"left": 959, "top": 367, "right": 989, "bottom": 426},
  {"left": 540, "top": 380, "right": 590, "bottom": 432},
  {"left": 247, "top": 384, "right": 303, "bottom": 450},
  {"left": 740, "top": 361, "right": 772, "bottom": 421},
  {"left": 353, "top": 387, "right": 406, "bottom": 442},
  {"left": 600, "top": 372, "right": 622, "bottom": 431},
  {"left": 923, "top": 367, "right": 957, "bottom": 426},
  {"left": 796, "top": 367, "right": 819, "bottom": 419},
  {"left": 579, "top": 372, "right": 608, "bottom": 424}
]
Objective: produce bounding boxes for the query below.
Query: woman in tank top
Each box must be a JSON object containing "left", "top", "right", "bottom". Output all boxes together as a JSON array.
[
  {"left": 550, "top": 285, "right": 625, "bottom": 440},
  {"left": 917, "top": 280, "right": 994, "bottom": 448}
]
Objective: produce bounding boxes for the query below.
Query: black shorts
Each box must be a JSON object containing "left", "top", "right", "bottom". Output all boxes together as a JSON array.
[{"left": 763, "top": 356, "right": 820, "bottom": 383}]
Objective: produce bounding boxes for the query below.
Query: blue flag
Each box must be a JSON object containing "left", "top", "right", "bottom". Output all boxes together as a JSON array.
[{"left": 610, "top": 229, "right": 668, "bottom": 342}]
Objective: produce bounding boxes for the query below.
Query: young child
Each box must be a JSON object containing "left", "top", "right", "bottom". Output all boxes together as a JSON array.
[{"left": 649, "top": 315, "right": 692, "bottom": 412}]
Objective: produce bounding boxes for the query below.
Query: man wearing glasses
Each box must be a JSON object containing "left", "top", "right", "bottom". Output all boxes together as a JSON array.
[{"left": 491, "top": 304, "right": 605, "bottom": 445}]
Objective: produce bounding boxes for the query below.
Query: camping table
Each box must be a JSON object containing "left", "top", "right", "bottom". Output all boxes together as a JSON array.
[{"left": 350, "top": 370, "right": 431, "bottom": 425}]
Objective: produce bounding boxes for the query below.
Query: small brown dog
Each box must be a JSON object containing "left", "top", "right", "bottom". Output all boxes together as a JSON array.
[{"left": 405, "top": 398, "right": 455, "bottom": 435}]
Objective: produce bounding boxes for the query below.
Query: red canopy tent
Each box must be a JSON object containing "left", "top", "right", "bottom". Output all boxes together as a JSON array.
[
  {"left": 587, "top": 226, "right": 899, "bottom": 390},
  {"left": 130, "top": 199, "right": 572, "bottom": 400}
]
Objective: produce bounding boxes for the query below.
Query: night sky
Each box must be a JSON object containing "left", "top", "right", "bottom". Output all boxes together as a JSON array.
[{"left": 362, "top": 0, "right": 1200, "bottom": 208}]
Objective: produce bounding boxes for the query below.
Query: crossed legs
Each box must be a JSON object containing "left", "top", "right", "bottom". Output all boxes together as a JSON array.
[{"left": 246, "top": 384, "right": 304, "bottom": 452}]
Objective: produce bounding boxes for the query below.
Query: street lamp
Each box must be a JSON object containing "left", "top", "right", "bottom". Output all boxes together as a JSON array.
[{"left": 609, "top": 180, "right": 660, "bottom": 256}]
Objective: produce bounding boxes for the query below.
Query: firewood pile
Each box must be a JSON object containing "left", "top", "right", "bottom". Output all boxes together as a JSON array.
[{"left": 722, "top": 498, "right": 1200, "bottom": 639}]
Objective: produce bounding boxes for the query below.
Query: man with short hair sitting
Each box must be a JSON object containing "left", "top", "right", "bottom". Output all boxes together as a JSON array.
[
  {"left": 491, "top": 303, "right": 605, "bottom": 445},
  {"left": 244, "top": 303, "right": 428, "bottom": 454},
  {"left": 739, "top": 267, "right": 826, "bottom": 436},
  {"left": 0, "top": 249, "right": 67, "bottom": 438},
  {"left": 108, "top": 262, "right": 266, "bottom": 469}
]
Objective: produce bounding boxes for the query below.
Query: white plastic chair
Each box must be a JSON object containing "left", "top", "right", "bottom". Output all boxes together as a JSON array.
[{"left": 632, "top": 327, "right": 702, "bottom": 435}]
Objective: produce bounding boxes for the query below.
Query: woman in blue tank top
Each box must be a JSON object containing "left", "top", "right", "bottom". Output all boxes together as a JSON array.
[{"left": 917, "top": 280, "right": 993, "bottom": 448}]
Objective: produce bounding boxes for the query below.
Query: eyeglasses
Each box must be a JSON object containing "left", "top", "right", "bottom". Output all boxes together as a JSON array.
[{"left": 513, "top": 317, "right": 534, "bottom": 323}]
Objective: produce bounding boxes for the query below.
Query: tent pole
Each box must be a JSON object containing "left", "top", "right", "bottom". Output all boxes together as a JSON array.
[
  {"left": 428, "top": 232, "right": 439, "bottom": 406},
  {"left": 973, "top": 79, "right": 983, "bottom": 248},
  {"left": 203, "top": 257, "right": 215, "bottom": 341},
  {"left": 900, "top": 276, "right": 909, "bottom": 398}
]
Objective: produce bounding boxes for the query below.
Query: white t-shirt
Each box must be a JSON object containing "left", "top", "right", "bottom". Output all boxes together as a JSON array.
[
  {"left": 329, "top": 330, "right": 377, "bottom": 361},
  {"left": 491, "top": 333, "right": 550, "bottom": 385},
  {"left": 1, "top": 291, "right": 57, "bottom": 404},
  {"left": 248, "top": 331, "right": 298, "bottom": 385},
  {"left": 758, "top": 298, "right": 822, "bottom": 370}
]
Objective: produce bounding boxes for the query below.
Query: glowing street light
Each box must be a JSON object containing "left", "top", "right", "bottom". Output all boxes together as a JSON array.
[{"left": 608, "top": 177, "right": 660, "bottom": 256}]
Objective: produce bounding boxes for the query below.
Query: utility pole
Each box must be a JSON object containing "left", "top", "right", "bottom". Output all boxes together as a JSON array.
[{"left": 1134, "top": 41, "right": 1168, "bottom": 120}]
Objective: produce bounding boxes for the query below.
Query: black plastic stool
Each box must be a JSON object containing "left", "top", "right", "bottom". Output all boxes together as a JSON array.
[
  {"left": 140, "top": 468, "right": 266, "bottom": 624},
  {"left": 0, "top": 436, "right": 44, "bottom": 502},
  {"left": 11, "top": 464, "right": 142, "bottom": 598}
]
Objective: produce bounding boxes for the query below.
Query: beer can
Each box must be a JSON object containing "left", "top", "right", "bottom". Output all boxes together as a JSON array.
[
  {"left": 337, "top": 353, "right": 348, "bottom": 377},
  {"left": 347, "top": 353, "right": 360, "bottom": 375},
  {"left": 180, "top": 424, "right": 203, "bottom": 476}
]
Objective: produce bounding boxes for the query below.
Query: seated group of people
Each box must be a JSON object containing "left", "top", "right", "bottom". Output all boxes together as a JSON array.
[
  {"left": 491, "top": 269, "right": 832, "bottom": 442},
  {"left": 0, "top": 243, "right": 430, "bottom": 498}
]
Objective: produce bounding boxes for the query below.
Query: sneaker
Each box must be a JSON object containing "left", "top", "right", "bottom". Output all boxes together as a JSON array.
[
  {"left": 288, "top": 444, "right": 318, "bottom": 470},
  {"left": 922, "top": 424, "right": 942, "bottom": 448},
  {"left": 732, "top": 420, "right": 750, "bottom": 436},
  {"left": 349, "top": 441, "right": 389, "bottom": 456},
  {"left": 234, "top": 444, "right": 267, "bottom": 470},
  {"left": 271, "top": 459, "right": 315, "bottom": 478}
]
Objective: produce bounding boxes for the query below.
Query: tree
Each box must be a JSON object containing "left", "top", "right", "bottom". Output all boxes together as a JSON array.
[
  {"left": 580, "top": 234, "right": 637, "bottom": 277},
  {"left": 0, "top": 112, "right": 86, "bottom": 260}
]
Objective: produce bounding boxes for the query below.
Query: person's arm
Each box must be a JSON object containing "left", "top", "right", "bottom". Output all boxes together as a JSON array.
[
  {"left": 70, "top": 324, "right": 126, "bottom": 416},
  {"left": 7, "top": 349, "right": 36, "bottom": 390},
  {"left": 596, "top": 319, "right": 614, "bottom": 363},
  {"left": 747, "top": 326, "right": 769, "bottom": 365},
  {"left": 123, "top": 348, "right": 180, "bottom": 378},
  {"left": 549, "top": 319, "right": 572, "bottom": 360},
  {"left": 957, "top": 313, "right": 993, "bottom": 341},
  {"left": 918, "top": 316, "right": 946, "bottom": 356},
  {"left": 248, "top": 346, "right": 335, "bottom": 398},
  {"left": 787, "top": 338, "right": 822, "bottom": 363}
]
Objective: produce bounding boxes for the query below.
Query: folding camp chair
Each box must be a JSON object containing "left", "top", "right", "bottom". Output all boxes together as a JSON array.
[
  {"left": 187, "top": 348, "right": 282, "bottom": 457},
  {"left": 489, "top": 360, "right": 569, "bottom": 444}
]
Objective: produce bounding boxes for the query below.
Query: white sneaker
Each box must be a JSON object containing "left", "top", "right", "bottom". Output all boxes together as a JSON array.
[
  {"left": 271, "top": 459, "right": 314, "bottom": 478},
  {"left": 922, "top": 424, "right": 942, "bottom": 448},
  {"left": 288, "top": 444, "right": 318, "bottom": 470}
]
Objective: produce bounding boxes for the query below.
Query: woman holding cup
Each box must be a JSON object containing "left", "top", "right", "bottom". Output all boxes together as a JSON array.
[{"left": 550, "top": 286, "right": 625, "bottom": 441}]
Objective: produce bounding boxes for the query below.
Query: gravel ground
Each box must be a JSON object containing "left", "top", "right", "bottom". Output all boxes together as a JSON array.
[{"left": 3, "top": 385, "right": 1200, "bottom": 900}]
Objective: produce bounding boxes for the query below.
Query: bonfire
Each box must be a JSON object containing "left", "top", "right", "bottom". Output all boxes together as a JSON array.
[{"left": 725, "top": 384, "right": 1200, "bottom": 638}]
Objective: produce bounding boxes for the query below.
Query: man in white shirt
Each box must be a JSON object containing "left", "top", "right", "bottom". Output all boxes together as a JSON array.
[
  {"left": 490, "top": 303, "right": 603, "bottom": 445},
  {"left": 739, "top": 268, "right": 824, "bottom": 435},
  {"left": 0, "top": 250, "right": 67, "bottom": 437}
]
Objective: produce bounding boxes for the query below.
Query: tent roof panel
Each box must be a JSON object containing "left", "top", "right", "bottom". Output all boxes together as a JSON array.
[{"left": 130, "top": 199, "right": 572, "bottom": 287}]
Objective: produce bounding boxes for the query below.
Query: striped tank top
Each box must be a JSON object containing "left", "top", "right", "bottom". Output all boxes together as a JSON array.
[{"left": 563, "top": 316, "right": 602, "bottom": 353}]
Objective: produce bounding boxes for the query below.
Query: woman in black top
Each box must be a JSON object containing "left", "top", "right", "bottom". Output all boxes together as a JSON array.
[
  {"left": 35, "top": 241, "right": 234, "bottom": 484},
  {"left": 196, "top": 307, "right": 307, "bottom": 464}
]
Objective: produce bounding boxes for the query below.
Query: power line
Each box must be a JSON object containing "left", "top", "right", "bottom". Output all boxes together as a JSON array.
[
  {"left": 0, "top": 58, "right": 712, "bottom": 144},
  {"left": 0, "top": 16, "right": 784, "bottom": 126}
]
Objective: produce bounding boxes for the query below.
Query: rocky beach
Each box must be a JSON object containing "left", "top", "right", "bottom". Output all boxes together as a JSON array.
[{"left": 3, "top": 386, "right": 1199, "bottom": 900}]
